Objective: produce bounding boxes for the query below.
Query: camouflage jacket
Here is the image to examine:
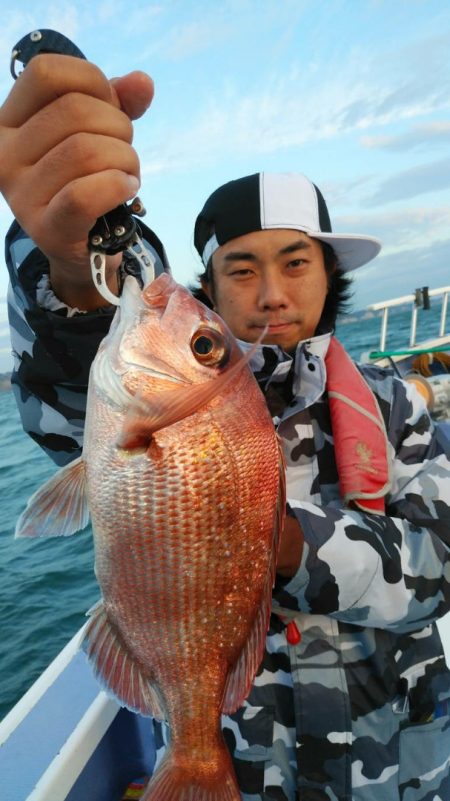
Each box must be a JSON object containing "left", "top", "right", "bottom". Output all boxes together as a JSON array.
[{"left": 5, "top": 222, "right": 450, "bottom": 801}]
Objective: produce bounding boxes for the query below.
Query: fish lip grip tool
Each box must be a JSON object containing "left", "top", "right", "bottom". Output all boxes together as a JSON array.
[
  {"left": 10, "top": 29, "right": 155, "bottom": 304},
  {"left": 10, "top": 29, "right": 86, "bottom": 76}
]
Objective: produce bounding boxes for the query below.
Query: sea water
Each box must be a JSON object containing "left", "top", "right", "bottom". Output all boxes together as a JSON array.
[
  {"left": 0, "top": 391, "right": 98, "bottom": 720},
  {"left": 0, "top": 303, "right": 449, "bottom": 720}
]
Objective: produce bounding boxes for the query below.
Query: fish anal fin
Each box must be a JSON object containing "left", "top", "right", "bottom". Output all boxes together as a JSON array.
[
  {"left": 84, "top": 602, "right": 166, "bottom": 720},
  {"left": 15, "top": 456, "right": 89, "bottom": 538},
  {"left": 222, "top": 440, "right": 286, "bottom": 714}
]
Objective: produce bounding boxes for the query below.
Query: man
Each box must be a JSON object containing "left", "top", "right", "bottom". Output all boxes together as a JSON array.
[{"left": 2, "top": 55, "right": 450, "bottom": 801}]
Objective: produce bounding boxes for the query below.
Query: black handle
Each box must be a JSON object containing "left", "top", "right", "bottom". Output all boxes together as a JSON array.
[
  {"left": 11, "top": 29, "right": 86, "bottom": 75},
  {"left": 10, "top": 29, "right": 139, "bottom": 255}
]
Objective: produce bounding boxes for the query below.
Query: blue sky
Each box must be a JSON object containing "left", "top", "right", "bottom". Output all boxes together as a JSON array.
[{"left": 1, "top": 0, "right": 450, "bottom": 371}]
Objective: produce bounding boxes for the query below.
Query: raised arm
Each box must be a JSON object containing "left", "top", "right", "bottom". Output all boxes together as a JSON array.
[
  {"left": 0, "top": 53, "right": 154, "bottom": 307},
  {"left": 1, "top": 54, "right": 168, "bottom": 463}
]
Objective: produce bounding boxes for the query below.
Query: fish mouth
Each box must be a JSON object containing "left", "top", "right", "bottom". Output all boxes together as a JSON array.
[{"left": 110, "top": 274, "right": 191, "bottom": 386}]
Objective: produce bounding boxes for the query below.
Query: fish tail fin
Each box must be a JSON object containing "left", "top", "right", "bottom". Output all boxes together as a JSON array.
[{"left": 142, "top": 744, "right": 241, "bottom": 801}]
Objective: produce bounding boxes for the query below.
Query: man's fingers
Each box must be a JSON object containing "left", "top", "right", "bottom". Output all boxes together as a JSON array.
[
  {"left": 30, "top": 134, "right": 140, "bottom": 204},
  {"left": 111, "top": 72, "right": 155, "bottom": 120},
  {"left": 42, "top": 170, "right": 142, "bottom": 248},
  {"left": 15, "top": 94, "right": 133, "bottom": 167},
  {"left": 0, "top": 53, "right": 153, "bottom": 266},
  {"left": 0, "top": 54, "right": 115, "bottom": 128}
]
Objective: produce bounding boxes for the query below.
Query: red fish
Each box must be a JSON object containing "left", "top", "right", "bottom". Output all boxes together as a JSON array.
[{"left": 16, "top": 273, "right": 285, "bottom": 800}]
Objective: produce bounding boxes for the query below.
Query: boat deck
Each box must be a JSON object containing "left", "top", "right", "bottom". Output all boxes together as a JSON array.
[{"left": 0, "top": 629, "right": 155, "bottom": 801}]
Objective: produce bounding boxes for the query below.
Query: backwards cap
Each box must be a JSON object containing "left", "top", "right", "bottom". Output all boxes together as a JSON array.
[{"left": 194, "top": 172, "right": 381, "bottom": 272}]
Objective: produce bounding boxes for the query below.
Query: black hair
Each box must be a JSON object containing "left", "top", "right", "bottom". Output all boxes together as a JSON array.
[
  {"left": 317, "top": 242, "right": 353, "bottom": 332},
  {"left": 189, "top": 240, "right": 353, "bottom": 333}
]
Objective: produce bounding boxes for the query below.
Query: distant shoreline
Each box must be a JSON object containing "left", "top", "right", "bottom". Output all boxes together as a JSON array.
[{"left": 0, "top": 373, "right": 12, "bottom": 392}]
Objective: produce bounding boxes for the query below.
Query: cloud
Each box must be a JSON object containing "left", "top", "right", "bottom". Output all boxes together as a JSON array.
[
  {"left": 361, "top": 122, "right": 450, "bottom": 152},
  {"left": 135, "top": 1, "right": 314, "bottom": 65},
  {"left": 364, "top": 160, "right": 450, "bottom": 206},
  {"left": 136, "top": 26, "right": 450, "bottom": 176},
  {"left": 334, "top": 206, "right": 450, "bottom": 252},
  {"left": 320, "top": 176, "right": 377, "bottom": 209},
  {"left": 106, "top": 3, "right": 164, "bottom": 39},
  {"left": 136, "top": 9, "right": 232, "bottom": 63},
  {"left": 352, "top": 238, "right": 450, "bottom": 310},
  {"left": 159, "top": 20, "right": 229, "bottom": 61}
]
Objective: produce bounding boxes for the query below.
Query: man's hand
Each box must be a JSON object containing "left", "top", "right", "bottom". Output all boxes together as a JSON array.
[
  {"left": 0, "top": 54, "right": 154, "bottom": 308},
  {"left": 277, "top": 515, "right": 304, "bottom": 578}
]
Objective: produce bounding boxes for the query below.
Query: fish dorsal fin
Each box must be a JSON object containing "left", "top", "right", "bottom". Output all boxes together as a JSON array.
[
  {"left": 15, "top": 457, "right": 89, "bottom": 538},
  {"left": 222, "top": 440, "right": 286, "bottom": 713},
  {"left": 118, "top": 341, "right": 260, "bottom": 449},
  {"left": 84, "top": 601, "right": 167, "bottom": 721}
]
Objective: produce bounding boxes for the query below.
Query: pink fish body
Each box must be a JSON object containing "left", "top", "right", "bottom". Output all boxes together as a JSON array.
[{"left": 16, "top": 273, "right": 285, "bottom": 801}]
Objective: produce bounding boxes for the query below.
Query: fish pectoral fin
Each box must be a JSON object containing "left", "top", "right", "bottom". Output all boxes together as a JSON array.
[
  {"left": 15, "top": 456, "right": 90, "bottom": 538},
  {"left": 116, "top": 384, "right": 209, "bottom": 448},
  {"left": 117, "top": 379, "right": 226, "bottom": 447},
  {"left": 84, "top": 601, "right": 167, "bottom": 721}
]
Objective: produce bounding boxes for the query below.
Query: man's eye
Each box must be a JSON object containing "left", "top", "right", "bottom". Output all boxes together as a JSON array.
[
  {"left": 230, "top": 268, "right": 253, "bottom": 277},
  {"left": 287, "top": 259, "right": 305, "bottom": 268}
]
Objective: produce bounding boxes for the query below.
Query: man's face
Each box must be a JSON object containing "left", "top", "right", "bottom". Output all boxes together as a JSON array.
[{"left": 204, "top": 229, "right": 330, "bottom": 351}]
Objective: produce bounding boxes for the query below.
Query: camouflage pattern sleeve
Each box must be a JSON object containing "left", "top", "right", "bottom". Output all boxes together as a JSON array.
[
  {"left": 5, "top": 220, "right": 169, "bottom": 466},
  {"left": 274, "top": 374, "right": 450, "bottom": 633}
]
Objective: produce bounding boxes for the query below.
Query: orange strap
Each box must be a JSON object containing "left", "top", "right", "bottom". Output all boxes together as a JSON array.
[{"left": 325, "top": 337, "right": 390, "bottom": 513}]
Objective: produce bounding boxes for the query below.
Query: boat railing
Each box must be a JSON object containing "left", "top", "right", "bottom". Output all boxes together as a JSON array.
[{"left": 367, "top": 285, "right": 450, "bottom": 352}]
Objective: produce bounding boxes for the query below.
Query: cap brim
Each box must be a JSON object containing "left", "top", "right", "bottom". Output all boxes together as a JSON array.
[{"left": 309, "top": 232, "right": 381, "bottom": 272}]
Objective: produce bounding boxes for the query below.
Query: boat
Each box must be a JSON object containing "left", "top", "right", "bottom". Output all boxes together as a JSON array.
[
  {"left": 1, "top": 286, "right": 450, "bottom": 801},
  {"left": 360, "top": 284, "right": 450, "bottom": 433},
  {"left": 0, "top": 626, "right": 154, "bottom": 801}
]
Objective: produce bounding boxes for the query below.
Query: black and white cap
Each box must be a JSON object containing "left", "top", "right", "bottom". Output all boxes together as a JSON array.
[{"left": 194, "top": 172, "right": 381, "bottom": 272}]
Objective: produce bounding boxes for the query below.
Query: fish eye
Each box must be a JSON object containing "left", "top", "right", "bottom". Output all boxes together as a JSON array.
[
  {"left": 193, "top": 335, "right": 214, "bottom": 355},
  {"left": 190, "top": 327, "right": 229, "bottom": 367}
]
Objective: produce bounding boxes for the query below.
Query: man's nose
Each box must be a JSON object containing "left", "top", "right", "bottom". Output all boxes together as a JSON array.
[{"left": 257, "top": 272, "right": 288, "bottom": 309}]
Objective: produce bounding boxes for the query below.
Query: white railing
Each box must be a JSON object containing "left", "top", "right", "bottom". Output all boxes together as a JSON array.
[{"left": 368, "top": 286, "right": 450, "bottom": 352}]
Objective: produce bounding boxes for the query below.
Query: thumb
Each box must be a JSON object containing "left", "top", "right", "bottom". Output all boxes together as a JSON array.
[{"left": 110, "top": 71, "right": 155, "bottom": 120}]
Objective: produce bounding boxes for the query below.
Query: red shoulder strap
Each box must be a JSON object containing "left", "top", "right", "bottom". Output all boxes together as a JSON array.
[{"left": 325, "top": 337, "right": 390, "bottom": 513}]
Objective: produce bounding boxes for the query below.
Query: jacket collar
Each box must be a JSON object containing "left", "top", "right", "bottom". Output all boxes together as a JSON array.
[{"left": 238, "top": 331, "right": 332, "bottom": 416}]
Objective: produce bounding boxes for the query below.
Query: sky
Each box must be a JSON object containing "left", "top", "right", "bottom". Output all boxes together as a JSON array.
[{"left": 0, "top": 0, "right": 450, "bottom": 372}]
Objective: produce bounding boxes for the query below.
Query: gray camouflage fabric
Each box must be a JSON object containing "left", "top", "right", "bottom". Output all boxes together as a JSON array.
[{"left": 5, "top": 221, "right": 450, "bottom": 800}]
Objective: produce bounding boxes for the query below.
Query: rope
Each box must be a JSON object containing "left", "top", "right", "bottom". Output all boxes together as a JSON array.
[{"left": 369, "top": 344, "right": 450, "bottom": 360}]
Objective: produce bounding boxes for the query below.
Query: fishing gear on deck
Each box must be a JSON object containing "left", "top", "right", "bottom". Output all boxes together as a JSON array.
[{"left": 10, "top": 29, "right": 156, "bottom": 305}]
